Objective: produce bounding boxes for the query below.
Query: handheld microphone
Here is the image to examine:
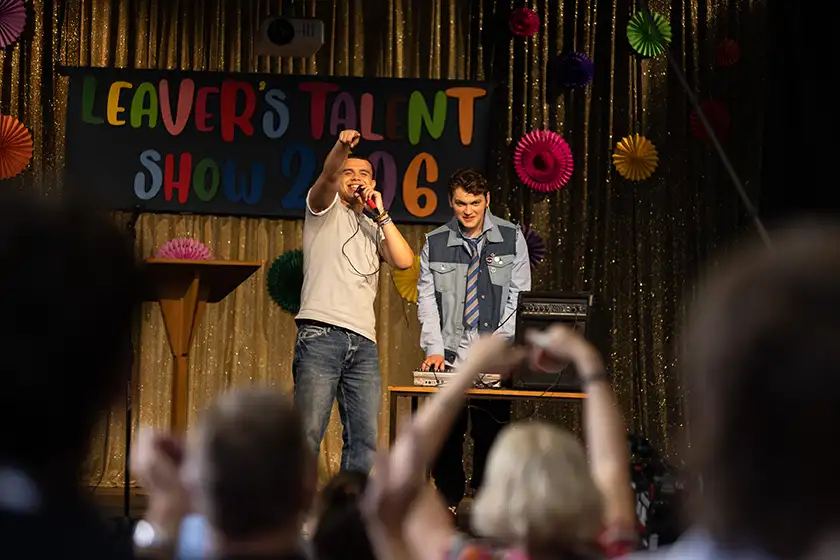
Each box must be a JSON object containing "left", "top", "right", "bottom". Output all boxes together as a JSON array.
[{"left": 355, "top": 186, "right": 381, "bottom": 217}]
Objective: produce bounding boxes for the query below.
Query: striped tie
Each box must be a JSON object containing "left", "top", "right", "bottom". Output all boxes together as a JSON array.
[{"left": 463, "top": 237, "right": 481, "bottom": 329}]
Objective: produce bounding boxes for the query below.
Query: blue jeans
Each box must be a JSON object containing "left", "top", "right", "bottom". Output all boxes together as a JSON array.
[{"left": 293, "top": 322, "right": 381, "bottom": 473}]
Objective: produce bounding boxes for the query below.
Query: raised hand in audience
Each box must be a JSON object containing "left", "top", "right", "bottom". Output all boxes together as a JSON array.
[
  {"left": 131, "top": 428, "right": 191, "bottom": 557},
  {"left": 526, "top": 324, "right": 605, "bottom": 380},
  {"left": 362, "top": 426, "right": 427, "bottom": 560},
  {"left": 528, "top": 325, "right": 637, "bottom": 548}
]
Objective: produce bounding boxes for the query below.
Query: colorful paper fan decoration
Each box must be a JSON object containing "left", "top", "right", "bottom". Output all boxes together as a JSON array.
[
  {"left": 392, "top": 255, "right": 421, "bottom": 303},
  {"left": 0, "top": 0, "right": 26, "bottom": 48},
  {"left": 0, "top": 114, "right": 33, "bottom": 180},
  {"left": 715, "top": 38, "right": 741, "bottom": 67},
  {"left": 521, "top": 225, "right": 547, "bottom": 268},
  {"left": 551, "top": 51, "right": 595, "bottom": 89},
  {"left": 513, "top": 130, "right": 574, "bottom": 193},
  {"left": 267, "top": 250, "right": 304, "bottom": 315},
  {"left": 509, "top": 7, "right": 540, "bottom": 38},
  {"left": 612, "top": 134, "right": 659, "bottom": 181},
  {"left": 689, "top": 100, "right": 731, "bottom": 143},
  {"left": 155, "top": 238, "right": 213, "bottom": 260},
  {"left": 627, "top": 11, "right": 672, "bottom": 58}
]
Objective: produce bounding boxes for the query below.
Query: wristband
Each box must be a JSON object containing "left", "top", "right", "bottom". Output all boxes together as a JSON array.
[
  {"left": 378, "top": 216, "right": 393, "bottom": 228},
  {"left": 580, "top": 371, "right": 610, "bottom": 389}
]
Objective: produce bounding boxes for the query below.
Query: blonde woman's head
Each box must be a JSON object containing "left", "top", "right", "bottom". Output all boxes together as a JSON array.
[{"left": 471, "top": 421, "right": 604, "bottom": 550}]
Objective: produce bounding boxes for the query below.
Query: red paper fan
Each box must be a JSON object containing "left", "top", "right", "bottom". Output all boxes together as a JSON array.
[
  {"left": 509, "top": 7, "right": 540, "bottom": 38},
  {"left": 689, "top": 101, "right": 731, "bottom": 143},
  {"left": 715, "top": 38, "right": 741, "bottom": 67},
  {"left": 513, "top": 130, "right": 574, "bottom": 193},
  {"left": 0, "top": 0, "right": 26, "bottom": 48},
  {"left": 0, "top": 114, "right": 33, "bottom": 179}
]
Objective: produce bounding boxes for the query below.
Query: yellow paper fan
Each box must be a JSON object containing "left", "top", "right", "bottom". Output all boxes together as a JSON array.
[
  {"left": 612, "top": 134, "right": 658, "bottom": 181},
  {"left": 392, "top": 255, "right": 421, "bottom": 303}
]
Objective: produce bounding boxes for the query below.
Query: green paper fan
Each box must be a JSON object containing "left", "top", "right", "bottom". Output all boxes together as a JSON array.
[
  {"left": 627, "top": 11, "right": 672, "bottom": 58},
  {"left": 267, "top": 249, "right": 304, "bottom": 315}
]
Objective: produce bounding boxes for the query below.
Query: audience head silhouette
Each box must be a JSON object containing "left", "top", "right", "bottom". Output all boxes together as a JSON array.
[
  {"left": 183, "top": 388, "right": 316, "bottom": 548},
  {"left": 685, "top": 221, "right": 840, "bottom": 558},
  {"left": 0, "top": 190, "right": 145, "bottom": 492},
  {"left": 313, "top": 470, "right": 375, "bottom": 560}
]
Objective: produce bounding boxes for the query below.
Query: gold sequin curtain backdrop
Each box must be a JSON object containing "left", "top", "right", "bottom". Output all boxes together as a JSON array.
[{"left": 0, "top": 0, "right": 766, "bottom": 486}]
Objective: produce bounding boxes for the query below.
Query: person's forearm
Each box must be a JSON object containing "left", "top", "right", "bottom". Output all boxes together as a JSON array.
[
  {"left": 410, "top": 361, "right": 480, "bottom": 461},
  {"left": 322, "top": 138, "right": 352, "bottom": 178},
  {"left": 403, "top": 486, "right": 458, "bottom": 560},
  {"left": 381, "top": 222, "right": 415, "bottom": 269},
  {"left": 580, "top": 358, "right": 635, "bottom": 525},
  {"left": 309, "top": 140, "right": 351, "bottom": 211},
  {"left": 367, "top": 525, "right": 416, "bottom": 560},
  {"left": 418, "top": 321, "right": 445, "bottom": 358},
  {"left": 134, "top": 496, "right": 186, "bottom": 558},
  {"left": 496, "top": 305, "right": 517, "bottom": 339}
]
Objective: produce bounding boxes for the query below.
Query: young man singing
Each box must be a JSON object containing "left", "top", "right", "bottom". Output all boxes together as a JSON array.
[
  {"left": 416, "top": 168, "right": 531, "bottom": 511},
  {"left": 294, "top": 129, "right": 414, "bottom": 473}
]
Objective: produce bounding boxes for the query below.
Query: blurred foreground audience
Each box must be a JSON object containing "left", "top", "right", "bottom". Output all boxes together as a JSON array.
[
  {"left": 134, "top": 389, "right": 316, "bottom": 559},
  {"left": 0, "top": 191, "right": 145, "bottom": 559},
  {"left": 170, "top": 421, "right": 377, "bottom": 560},
  {"left": 6, "top": 186, "right": 840, "bottom": 560},
  {"left": 628, "top": 221, "right": 840, "bottom": 559},
  {"left": 362, "top": 332, "right": 638, "bottom": 560}
]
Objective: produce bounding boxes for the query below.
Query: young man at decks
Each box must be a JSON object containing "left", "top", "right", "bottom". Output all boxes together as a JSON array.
[
  {"left": 294, "top": 129, "right": 414, "bottom": 474},
  {"left": 416, "top": 168, "right": 531, "bottom": 512}
]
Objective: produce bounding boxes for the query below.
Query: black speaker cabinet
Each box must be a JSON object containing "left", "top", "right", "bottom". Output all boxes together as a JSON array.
[{"left": 512, "top": 292, "right": 609, "bottom": 392}]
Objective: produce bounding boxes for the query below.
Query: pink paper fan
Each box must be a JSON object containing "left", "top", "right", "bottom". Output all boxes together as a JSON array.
[
  {"left": 155, "top": 238, "right": 213, "bottom": 260},
  {"left": 521, "top": 225, "right": 546, "bottom": 268},
  {"left": 513, "top": 130, "right": 574, "bottom": 193},
  {"left": 0, "top": 0, "right": 26, "bottom": 49}
]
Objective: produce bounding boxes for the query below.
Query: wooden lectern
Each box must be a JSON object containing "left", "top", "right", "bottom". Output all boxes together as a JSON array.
[{"left": 144, "top": 258, "right": 262, "bottom": 432}]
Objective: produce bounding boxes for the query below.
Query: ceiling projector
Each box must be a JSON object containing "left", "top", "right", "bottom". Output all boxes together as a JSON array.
[{"left": 255, "top": 16, "right": 325, "bottom": 57}]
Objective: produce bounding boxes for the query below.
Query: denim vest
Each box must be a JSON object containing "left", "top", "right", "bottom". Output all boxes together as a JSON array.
[{"left": 426, "top": 213, "right": 518, "bottom": 364}]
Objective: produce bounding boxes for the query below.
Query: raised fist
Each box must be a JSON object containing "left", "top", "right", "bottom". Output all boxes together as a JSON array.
[
  {"left": 338, "top": 129, "right": 361, "bottom": 149},
  {"left": 526, "top": 324, "right": 604, "bottom": 380}
]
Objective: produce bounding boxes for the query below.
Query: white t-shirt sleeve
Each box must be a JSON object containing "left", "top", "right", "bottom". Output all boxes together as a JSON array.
[{"left": 306, "top": 189, "right": 339, "bottom": 216}]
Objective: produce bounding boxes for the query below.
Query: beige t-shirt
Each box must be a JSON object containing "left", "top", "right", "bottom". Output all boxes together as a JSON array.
[{"left": 296, "top": 190, "right": 383, "bottom": 342}]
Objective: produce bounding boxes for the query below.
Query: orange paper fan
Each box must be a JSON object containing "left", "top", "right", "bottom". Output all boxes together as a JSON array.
[{"left": 0, "top": 114, "right": 33, "bottom": 179}]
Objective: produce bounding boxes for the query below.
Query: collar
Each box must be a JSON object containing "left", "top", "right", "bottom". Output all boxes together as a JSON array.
[
  {"left": 649, "top": 528, "right": 777, "bottom": 560},
  {"left": 446, "top": 210, "right": 503, "bottom": 247}
]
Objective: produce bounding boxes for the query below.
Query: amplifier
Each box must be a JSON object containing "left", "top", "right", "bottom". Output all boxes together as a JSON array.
[
  {"left": 512, "top": 292, "right": 608, "bottom": 392},
  {"left": 518, "top": 299, "right": 589, "bottom": 319}
]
